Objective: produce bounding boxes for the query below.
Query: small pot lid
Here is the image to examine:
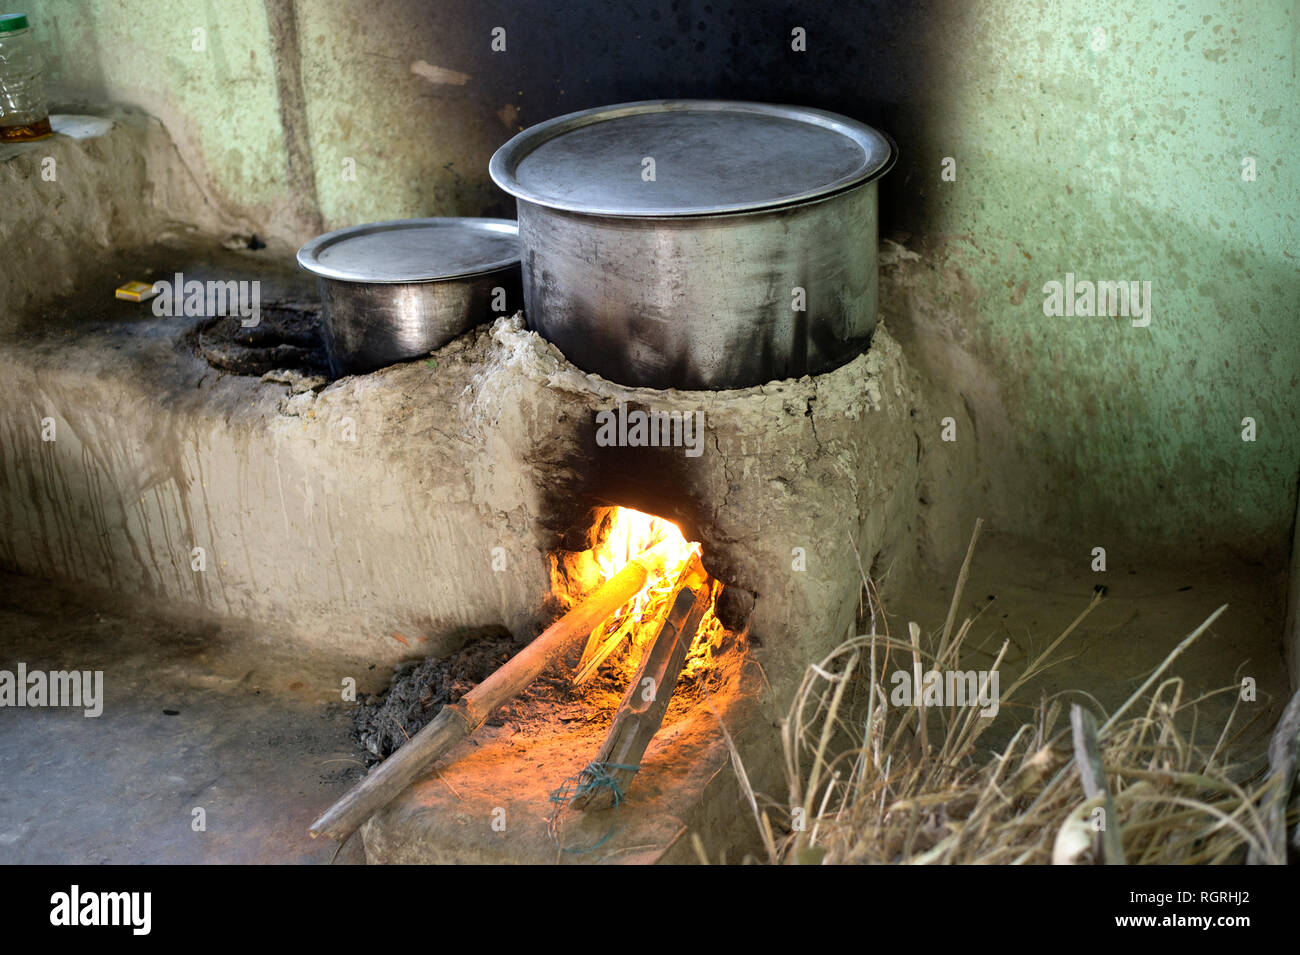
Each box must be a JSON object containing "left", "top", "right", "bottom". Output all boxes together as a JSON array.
[
  {"left": 296, "top": 218, "right": 519, "bottom": 283},
  {"left": 489, "top": 100, "right": 896, "bottom": 218}
]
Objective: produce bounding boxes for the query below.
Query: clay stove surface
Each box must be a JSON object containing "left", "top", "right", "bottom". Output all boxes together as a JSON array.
[{"left": 361, "top": 662, "right": 761, "bottom": 865}]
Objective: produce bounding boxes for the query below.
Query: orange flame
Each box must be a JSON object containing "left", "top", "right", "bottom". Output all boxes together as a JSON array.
[{"left": 574, "top": 507, "right": 721, "bottom": 683}]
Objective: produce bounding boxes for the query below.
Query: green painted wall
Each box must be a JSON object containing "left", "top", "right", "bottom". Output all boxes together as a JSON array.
[
  {"left": 885, "top": 0, "right": 1298, "bottom": 555},
  {"left": 19, "top": 0, "right": 1300, "bottom": 558},
  {"left": 30, "top": 0, "right": 513, "bottom": 233},
  {"left": 295, "top": 0, "right": 512, "bottom": 231},
  {"left": 32, "top": 0, "right": 292, "bottom": 228}
]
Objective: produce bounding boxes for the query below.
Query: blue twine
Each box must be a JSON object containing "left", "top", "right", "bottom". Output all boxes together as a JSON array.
[{"left": 548, "top": 760, "right": 640, "bottom": 854}]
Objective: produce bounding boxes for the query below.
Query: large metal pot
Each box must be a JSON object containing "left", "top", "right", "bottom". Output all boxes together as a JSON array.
[
  {"left": 490, "top": 101, "right": 896, "bottom": 390},
  {"left": 297, "top": 218, "right": 521, "bottom": 377}
]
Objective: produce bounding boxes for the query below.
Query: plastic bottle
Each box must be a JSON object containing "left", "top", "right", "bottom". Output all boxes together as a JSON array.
[{"left": 0, "top": 13, "right": 50, "bottom": 142}]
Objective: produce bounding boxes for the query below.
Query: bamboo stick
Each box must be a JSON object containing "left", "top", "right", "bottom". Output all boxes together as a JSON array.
[
  {"left": 574, "top": 550, "right": 693, "bottom": 684},
  {"left": 309, "top": 540, "right": 679, "bottom": 843},
  {"left": 571, "top": 553, "right": 711, "bottom": 811}
]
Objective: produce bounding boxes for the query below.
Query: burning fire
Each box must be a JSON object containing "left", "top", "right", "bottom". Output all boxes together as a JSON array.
[
  {"left": 573, "top": 506, "right": 723, "bottom": 684},
  {"left": 590, "top": 506, "right": 692, "bottom": 579}
]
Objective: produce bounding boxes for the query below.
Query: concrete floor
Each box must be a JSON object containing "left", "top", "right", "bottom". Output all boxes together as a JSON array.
[
  {"left": 882, "top": 529, "right": 1290, "bottom": 766},
  {"left": 0, "top": 572, "right": 370, "bottom": 864},
  {"left": 0, "top": 529, "right": 1289, "bottom": 863}
]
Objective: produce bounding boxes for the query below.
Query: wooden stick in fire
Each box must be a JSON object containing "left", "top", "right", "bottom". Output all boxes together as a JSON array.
[
  {"left": 570, "top": 551, "right": 714, "bottom": 811},
  {"left": 574, "top": 547, "right": 690, "bottom": 684},
  {"left": 309, "top": 539, "right": 681, "bottom": 843}
]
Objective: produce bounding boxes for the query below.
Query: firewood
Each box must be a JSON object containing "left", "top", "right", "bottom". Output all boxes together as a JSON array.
[
  {"left": 574, "top": 553, "right": 694, "bottom": 685},
  {"left": 570, "top": 553, "right": 712, "bottom": 811},
  {"left": 309, "top": 539, "right": 679, "bottom": 843}
]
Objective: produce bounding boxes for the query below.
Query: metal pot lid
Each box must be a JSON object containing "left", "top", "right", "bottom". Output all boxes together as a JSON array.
[
  {"left": 490, "top": 100, "right": 896, "bottom": 218},
  {"left": 296, "top": 218, "right": 519, "bottom": 284}
]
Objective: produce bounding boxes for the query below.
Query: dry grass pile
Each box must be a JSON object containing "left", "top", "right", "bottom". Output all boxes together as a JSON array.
[{"left": 710, "top": 521, "right": 1299, "bottom": 865}]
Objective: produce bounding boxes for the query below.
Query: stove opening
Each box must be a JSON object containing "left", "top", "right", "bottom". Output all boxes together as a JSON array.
[
  {"left": 549, "top": 505, "right": 730, "bottom": 694},
  {"left": 328, "top": 504, "right": 747, "bottom": 850}
]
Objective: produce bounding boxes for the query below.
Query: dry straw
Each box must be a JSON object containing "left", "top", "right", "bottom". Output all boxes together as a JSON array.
[{"left": 717, "top": 520, "right": 1297, "bottom": 865}]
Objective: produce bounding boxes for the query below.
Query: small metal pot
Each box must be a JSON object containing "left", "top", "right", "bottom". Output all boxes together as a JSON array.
[
  {"left": 297, "top": 218, "right": 521, "bottom": 377},
  {"left": 491, "top": 101, "right": 896, "bottom": 390}
]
